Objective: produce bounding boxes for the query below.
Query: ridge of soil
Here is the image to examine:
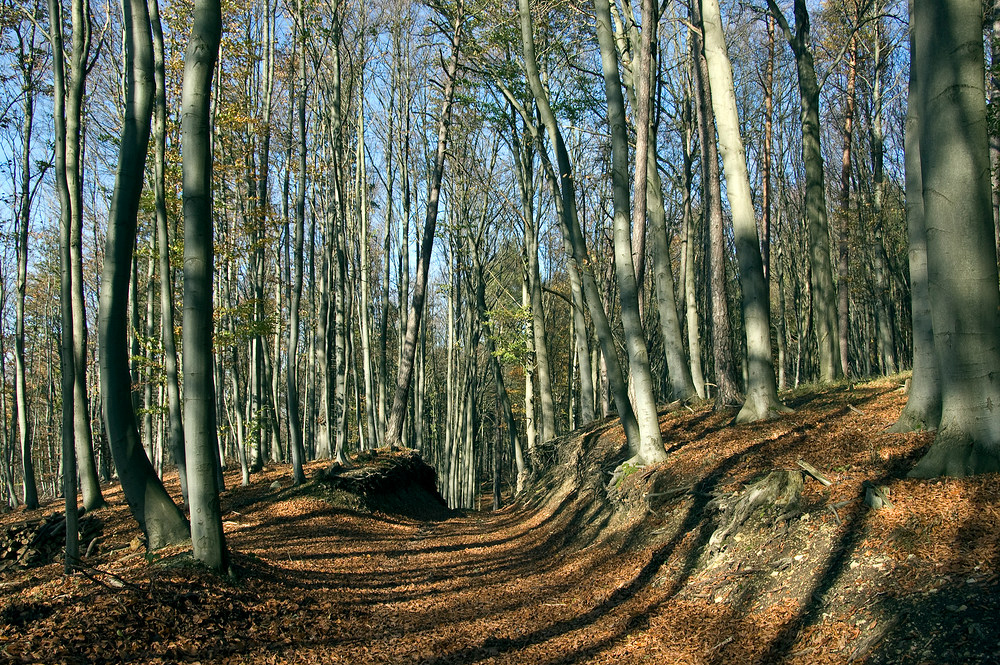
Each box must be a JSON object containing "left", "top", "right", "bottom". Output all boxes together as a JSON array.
[{"left": 0, "top": 376, "right": 998, "bottom": 664}]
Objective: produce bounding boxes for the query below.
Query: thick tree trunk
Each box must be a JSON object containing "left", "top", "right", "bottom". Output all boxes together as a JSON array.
[
  {"left": 181, "top": 0, "right": 227, "bottom": 568},
  {"left": 909, "top": 0, "right": 1000, "bottom": 476},
  {"left": 890, "top": 2, "right": 940, "bottom": 433},
  {"left": 97, "top": 0, "right": 188, "bottom": 550}
]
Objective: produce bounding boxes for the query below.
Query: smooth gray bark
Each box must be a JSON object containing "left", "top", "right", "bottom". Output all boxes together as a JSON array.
[
  {"left": 149, "top": 0, "right": 186, "bottom": 500},
  {"left": 594, "top": 0, "right": 665, "bottom": 465},
  {"left": 14, "top": 20, "right": 39, "bottom": 509},
  {"left": 286, "top": 1, "right": 307, "bottom": 482},
  {"left": 96, "top": 0, "right": 188, "bottom": 549},
  {"left": 909, "top": 0, "right": 1000, "bottom": 476},
  {"left": 615, "top": 2, "right": 697, "bottom": 403},
  {"left": 767, "top": 0, "right": 842, "bottom": 382},
  {"left": 700, "top": 0, "right": 788, "bottom": 423},
  {"left": 63, "top": 0, "right": 105, "bottom": 513},
  {"left": 515, "top": 0, "right": 643, "bottom": 451},
  {"left": 49, "top": 0, "right": 77, "bottom": 565},
  {"left": 890, "top": 1, "right": 940, "bottom": 434},
  {"left": 181, "top": 0, "right": 227, "bottom": 569},
  {"left": 689, "top": 0, "right": 741, "bottom": 408},
  {"left": 385, "top": 12, "right": 461, "bottom": 449}
]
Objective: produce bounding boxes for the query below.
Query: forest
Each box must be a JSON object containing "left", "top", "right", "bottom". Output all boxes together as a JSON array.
[{"left": 1, "top": 0, "right": 1000, "bottom": 650}]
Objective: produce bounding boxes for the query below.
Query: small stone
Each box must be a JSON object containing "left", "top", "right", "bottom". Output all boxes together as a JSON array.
[
  {"left": 850, "top": 561, "right": 860, "bottom": 569},
  {"left": 270, "top": 480, "right": 282, "bottom": 490},
  {"left": 794, "top": 554, "right": 806, "bottom": 562}
]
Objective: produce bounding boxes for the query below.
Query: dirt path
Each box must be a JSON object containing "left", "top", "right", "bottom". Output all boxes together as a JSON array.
[{"left": 222, "top": 481, "right": 671, "bottom": 665}]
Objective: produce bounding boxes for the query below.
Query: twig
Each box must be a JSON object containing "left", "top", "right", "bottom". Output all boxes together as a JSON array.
[
  {"left": 74, "top": 564, "right": 146, "bottom": 594},
  {"left": 797, "top": 460, "right": 834, "bottom": 486},
  {"left": 847, "top": 404, "right": 866, "bottom": 415},
  {"left": 709, "top": 636, "right": 734, "bottom": 653}
]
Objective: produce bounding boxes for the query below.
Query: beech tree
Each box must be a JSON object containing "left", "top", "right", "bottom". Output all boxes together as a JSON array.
[
  {"left": 700, "top": 0, "right": 788, "bottom": 423},
  {"left": 98, "top": 0, "right": 188, "bottom": 549},
  {"left": 767, "top": 0, "right": 842, "bottom": 382},
  {"left": 181, "top": 0, "right": 227, "bottom": 568},
  {"left": 908, "top": 0, "right": 1000, "bottom": 476},
  {"left": 385, "top": 1, "right": 463, "bottom": 450}
]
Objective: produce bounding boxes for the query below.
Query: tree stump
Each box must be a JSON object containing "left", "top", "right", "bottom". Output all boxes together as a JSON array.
[{"left": 706, "top": 470, "right": 803, "bottom": 555}]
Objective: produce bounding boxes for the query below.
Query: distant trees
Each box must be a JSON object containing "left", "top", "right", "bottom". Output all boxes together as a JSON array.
[{"left": 6, "top": 0, "right": 1000, "bottom": 530}]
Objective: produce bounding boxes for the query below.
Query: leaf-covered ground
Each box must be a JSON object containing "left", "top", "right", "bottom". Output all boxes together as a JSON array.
[{"left": 1, "top": 377, "right": 998, "bottom": 664}]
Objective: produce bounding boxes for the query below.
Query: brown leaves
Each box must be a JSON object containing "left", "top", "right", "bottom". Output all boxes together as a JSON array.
[{"left": 1, "top": 380, "right": 998, "bottom": 663}]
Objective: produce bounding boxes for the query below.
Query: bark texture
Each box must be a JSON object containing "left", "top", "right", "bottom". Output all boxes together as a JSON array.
[{"left": 909, "top": 0, "right": 1000, "bottom": 476}]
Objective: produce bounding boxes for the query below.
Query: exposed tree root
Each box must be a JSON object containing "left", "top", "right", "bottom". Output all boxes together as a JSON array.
[{"left": 705, "top": 470, "right": 803, "bottom": 555}]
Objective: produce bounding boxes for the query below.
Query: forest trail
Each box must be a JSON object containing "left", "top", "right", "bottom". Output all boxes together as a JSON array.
[{"left": 2, "top": 377, "right": 1000, "bottom": 664}]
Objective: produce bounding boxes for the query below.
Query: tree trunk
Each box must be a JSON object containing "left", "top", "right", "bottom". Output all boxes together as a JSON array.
[
  {"left": 890, "top": 0, "right": 940, "bottom": 433},
  {"left": 514, "top": 0, "right": 642, "bottom": 452},
  {"left": 617, "top": 1, "right": 697, "bottom": 403},
  {"left": 148, "top": 0, "right": 186, "bottom": 501},
  {"left": 49, "top": 0, "right": 80, "bottom": 572},
  {"left": 594, "top": 0, "right": 665, "bottom": 465},
  {"left": 909, "top": 0, "right": 1000, "bottom": 476},
  {"left": 869, "top": 16, "right": 898, "bottom": 376},
  {"left": 680, "top": 100, "right": 706, "bottom": 398},
  {"left": 96, "top": 0, "right": 188, "bottom": 550},
  {"left": 286, "top": 3, "right": 308, "bottom": 482},
  {"left": 837, "top": 33, "right": 856, "bottom": 379},
  {"left": 385, "top": 11, "right": 462, "bottom": 449},
  {"left": 14, "top": 25, "right": 39, "bottom": 509},
  {"left": 181, "top": 0, "right": 227, "bottom": 568},
  {"left": 356, "top": 88, "right": 379, "bottom": 450},
  {"left": 518, "top": 139, "right": 556, "bottom": 445},
  {"left": 768, "top": 0, "right": 842, "bottom": 381},
  {"left": 700, "top": 0, "right": 788, "bottom": 423},
  {"left": 690, "top": 0, "right": 740, "bottom": 408}
]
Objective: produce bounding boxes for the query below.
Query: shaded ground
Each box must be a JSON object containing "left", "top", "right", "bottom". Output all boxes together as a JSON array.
[{"left": 1, "top": 376, "right": 998, "bottom": 664}]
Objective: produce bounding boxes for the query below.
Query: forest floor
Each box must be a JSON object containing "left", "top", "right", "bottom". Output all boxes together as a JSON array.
[{"left": 1, "top": 376, "right": 999, "bottom": 664}]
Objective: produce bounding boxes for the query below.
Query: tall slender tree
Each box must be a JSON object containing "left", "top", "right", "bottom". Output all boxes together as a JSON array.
[
  {"left": 98, "top": 0, "right": 189, "bottom": 549},
  {"left": 767, "top": 0, "right": 842, "bottom": 382},
  {"left": 181, "top": 0, "right": 227, "bottom": 568},
  {"left": 700, "top": 0, "right": 788, "bottom": 423},
  {"left": 385, "top": 3, "right": 463, "bottom": 449},
  {"left": 594, "top": 0, "right": 665, "bottom": 465}
]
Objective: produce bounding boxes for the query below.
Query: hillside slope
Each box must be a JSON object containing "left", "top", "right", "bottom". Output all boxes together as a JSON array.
[{"left": 0, "top": 377, "right": 997, "bottom": 664}]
